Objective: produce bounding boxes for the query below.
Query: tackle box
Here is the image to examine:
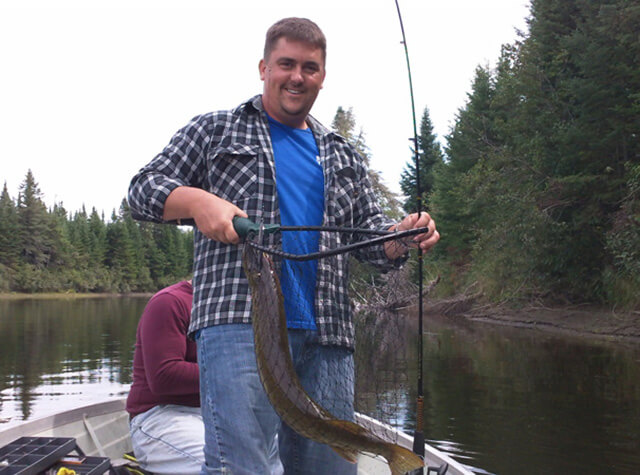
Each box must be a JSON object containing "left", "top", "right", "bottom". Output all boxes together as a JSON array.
[{"left": 0, "top": 437, "right": 110, "bottom": 475}]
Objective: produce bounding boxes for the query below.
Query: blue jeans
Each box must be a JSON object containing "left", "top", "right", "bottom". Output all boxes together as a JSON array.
[
  {"left": 196, "top": 324, "right": 357, "bottom": 475},
  {"left": 280, "top": 329, "right": 357, "bottom": 475},
  {"left": 197, "top": 324, "right": 283, "bottom": 475}
]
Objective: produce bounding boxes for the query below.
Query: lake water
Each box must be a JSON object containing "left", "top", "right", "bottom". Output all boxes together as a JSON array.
[{"left": 1, "top": 297, "right": 639, "bottom": 474}]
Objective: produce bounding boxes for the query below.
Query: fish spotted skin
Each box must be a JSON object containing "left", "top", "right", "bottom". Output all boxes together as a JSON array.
[{"left": 242, "top": 245, "right": 424, "bottom": 475}]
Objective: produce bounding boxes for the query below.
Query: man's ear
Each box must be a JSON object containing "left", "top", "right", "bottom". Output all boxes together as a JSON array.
[{"left": 259, "top": 59, "right": 266, "bottom": 80}]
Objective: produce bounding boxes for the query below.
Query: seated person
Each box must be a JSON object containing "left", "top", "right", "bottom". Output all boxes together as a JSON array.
[{"left": 126, "top": 280, "right": 203, "bottom": 474}]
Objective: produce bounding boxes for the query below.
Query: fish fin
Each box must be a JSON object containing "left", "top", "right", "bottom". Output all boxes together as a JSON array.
[
  {"left": 386, "top": 444, "right": 424, "bottom": 475},
  {"left": 324, "top": 420, "right": 363, "bottom": 463},
  {"left": 330, "top": 445, "right": 359, "bottom": 464}
]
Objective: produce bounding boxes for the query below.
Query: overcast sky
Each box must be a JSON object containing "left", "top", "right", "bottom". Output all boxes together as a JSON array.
[{"left": 1, "top": 0, "right": 530, "bottom": 216}]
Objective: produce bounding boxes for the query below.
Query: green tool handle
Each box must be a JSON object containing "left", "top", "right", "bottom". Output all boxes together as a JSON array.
[
  {"left": 162, "top": 216, "right": 276, "bottom": 238},
  {"left": 232, "top": 217, "right": 279, "bottom": 237}
]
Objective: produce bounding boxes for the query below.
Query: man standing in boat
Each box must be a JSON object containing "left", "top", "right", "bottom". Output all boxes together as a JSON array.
[{"left": 128, "top": 17, "right": 439, "bottom": 474}]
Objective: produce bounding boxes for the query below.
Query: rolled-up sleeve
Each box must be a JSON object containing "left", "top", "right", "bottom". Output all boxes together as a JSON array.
[{"left": 128, "top": 114, "right": 213, "bottom": 222}]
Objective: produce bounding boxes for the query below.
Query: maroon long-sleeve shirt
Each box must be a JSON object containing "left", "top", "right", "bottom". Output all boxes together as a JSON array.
[{"left": 126, "top": 281, "right": 199, "bottom": 419}]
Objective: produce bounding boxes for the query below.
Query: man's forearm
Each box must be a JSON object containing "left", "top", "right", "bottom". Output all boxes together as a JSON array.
[
  {"left": 163, "top": 186, "right": 248, "bottom": 244},
  {"left": 162, "top": 186, "right": 212, "bottom": 221}
]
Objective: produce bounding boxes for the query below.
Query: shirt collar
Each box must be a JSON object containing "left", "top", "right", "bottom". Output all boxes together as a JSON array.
[{"left": 245, "top": 94, "right": 333, "bottom": 138}]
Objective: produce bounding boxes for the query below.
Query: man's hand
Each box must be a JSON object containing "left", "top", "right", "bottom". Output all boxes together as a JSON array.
[
  {"left": 163, "top": 187, "right": 247, "bottom": 244},
  {"left": 384, "top": 212, "right": 440, "bottom": 260}
]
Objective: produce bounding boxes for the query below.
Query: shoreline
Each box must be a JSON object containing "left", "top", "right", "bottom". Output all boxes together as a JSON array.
[
  {"left": 3, "top": 292, "right": 639, "bottom": 345},
  {"left": 427, "top": 298, "right": 640, "bottom": 345},
  {"left": 0, "top": 292, "right": 154, "bottom": 300}
]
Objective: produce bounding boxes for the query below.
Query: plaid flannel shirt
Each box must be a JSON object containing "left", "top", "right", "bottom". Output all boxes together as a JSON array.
[{"left": 128, "top": 95, "right": 401, "bottom": 349}]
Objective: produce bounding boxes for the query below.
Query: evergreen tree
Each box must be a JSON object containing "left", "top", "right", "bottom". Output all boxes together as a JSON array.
[
  {"left": 105, "top": 206, "right": 136, "bottom": 291},
  {"left": 399, "top": 107, "right": 444, "bottom": 214},
  {"left": 508, "top": 0, "right": 640, "bottom": 300},
  {"left": 0, "top": 183, "right": 20, "bottom": 266},
  {"left": 331, "top": 107, "right": 402, "bottom": 219},
  {"left": 49, "top": 202, "right": 73, "bottom": 269},
  {"left": 120, "top": 199, "right": 153, "bottom": 290},
  {"left": 431, "top": 67, "right": 498, "bottom": 260},
  {"left": 88, "top": 207, "right": 107, "bottom": 267},
  {"left": 430, "top": 0, "right": 640, "bottom": 306},
  {"left": 0, "top": 172, "right": 194, "bottom": 293},
  {"left": 16, "top": 170, "right": 55, "bottom": 269},
  {"left": 67, "top": 207, "right": 91, "bottom": 265}
]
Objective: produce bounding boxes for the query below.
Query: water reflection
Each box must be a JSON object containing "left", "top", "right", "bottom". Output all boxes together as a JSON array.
[
  {"left": 1, "top": 298, "right": 640, "bottom": 474},
  {"left": 354, "top": 310, "right": 640, "bottom": 474},
  {"left": 0, "top": 297, "right": 146, "bottom": 425},
  {"left": 354, "top": 309, "right": 413, "bottom": 430},
  {"left": 421, "top": 315, "right": 640, "bottom": 474}
]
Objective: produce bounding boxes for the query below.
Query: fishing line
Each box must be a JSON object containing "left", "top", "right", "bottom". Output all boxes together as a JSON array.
[{"left": 394, "top": 0, "right": 427, "bottom": 461}]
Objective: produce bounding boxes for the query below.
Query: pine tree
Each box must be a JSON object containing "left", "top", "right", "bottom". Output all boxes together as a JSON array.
[
  {"left": 105, "top": 203, "right": 137, "bottom": 291},
  {"left": 399, "top": 107, "right": 444, "bottom": 214},
  {"left": 68, "top": 207, "right": 91, "bottom": 265},
  {"left": 506, "top": 0, "right": 640, "bottom": 300},
  {"left": 429, "top": 0, "right": 640, "bottom": 305},
  {"left": 49, "top": 202, "right": 73, "bottom": 269},
  {"left": 17, "top": 170, "right": 54, "bottom": 268},
  {"left": 88, "top": 207, "right": 107, "bottom": 267},
  {"left": 0, "top": 182, "right": 20, "bottom": 266},
  {"left": 120, "top": 199, "right": 153, "bottom": 290},
  {"left": 430, "top": 67, "right": 497, "bottom": 259},
  {"left": 331, "top": 107, "right": 402, "bottom": 219}
]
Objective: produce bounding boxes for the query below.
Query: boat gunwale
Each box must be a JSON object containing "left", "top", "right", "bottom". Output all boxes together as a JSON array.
[
  {"left": 0, "top": 398, "right": 127, "bottom": 447},
  {"left": 1, "top": 398, "right": 474, "bottom": 475}
]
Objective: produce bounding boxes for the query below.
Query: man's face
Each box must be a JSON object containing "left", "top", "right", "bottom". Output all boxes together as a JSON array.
[{"left": 259, "top": 37, "right": 326, "bottom": 129}]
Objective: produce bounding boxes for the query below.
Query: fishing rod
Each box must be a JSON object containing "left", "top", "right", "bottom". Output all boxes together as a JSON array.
[{"left": 393, "top": 0, "right": 426, "bottom": 463}]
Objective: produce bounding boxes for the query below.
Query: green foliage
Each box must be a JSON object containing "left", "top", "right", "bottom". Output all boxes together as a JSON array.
[
  {"left": 17, "top": 170, "right": 56, "bottom": 269},
  {"left": 430, "top": 66, "right": 502, "bottom": 264},
  {"left": 400, "top": 107, "right": 444, "bottom": 214},
  {"left": 0, "top": 171, "right": 193, "bottom": 293},
  {"left": 332, "top": 106, "right": 406, "bottom": 292},
  {"left": 429, "top": 0, "right": 640, "bottom": 308},
  {"left": 0, "top": 182, "right": 20, "bottom": 266},
  {"left": 332, "top": 107, "right": 403, "bottom": 219},
  {"left": 603, "top": 163, "right": 640, "bottom": 308}
]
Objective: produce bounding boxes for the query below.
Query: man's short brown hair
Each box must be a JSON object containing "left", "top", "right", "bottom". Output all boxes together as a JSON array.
[{"left": 264, "top": 17, "right": 326, "bottom": 63}]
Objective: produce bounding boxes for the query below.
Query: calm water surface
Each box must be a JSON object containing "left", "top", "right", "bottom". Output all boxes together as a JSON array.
[{"left": 1, "top": 297, "right": 639, "bottom": 474}]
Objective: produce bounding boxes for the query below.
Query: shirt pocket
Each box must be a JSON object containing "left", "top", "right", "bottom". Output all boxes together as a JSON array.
[
  {"left": 206, "top": 143, "right": 259, "bottom": 205},
  {"left": 332, "top": 166, "right": 360, "bottom": 226}
]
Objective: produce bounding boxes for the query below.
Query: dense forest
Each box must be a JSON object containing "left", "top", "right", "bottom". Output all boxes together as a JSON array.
[
  {"left": 0, "top": 171, "right": 193, "bottom": 293},
  {"left": 1, "top": 0, "right": 638, "bottom": 310},
  {"left": 401, "top": 0, "right": 639, "bottom": 309}
]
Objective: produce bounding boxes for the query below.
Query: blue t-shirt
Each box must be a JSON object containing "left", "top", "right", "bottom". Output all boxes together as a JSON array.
[{"left": 268, "top": 116, "right": 324, "bottom": 330}]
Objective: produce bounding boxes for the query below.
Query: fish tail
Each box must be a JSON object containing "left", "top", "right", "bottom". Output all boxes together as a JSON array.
[
  {"left": 330, "top": 445, "right": 359, "bottom": 464},
  {"left": 386, "top": 444, "right": 424, "bottom": 475}
]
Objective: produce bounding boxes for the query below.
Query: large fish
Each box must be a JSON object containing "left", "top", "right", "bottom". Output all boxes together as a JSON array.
[{"left": 242, "top": 244, "right": 424, "bottom": 475}]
